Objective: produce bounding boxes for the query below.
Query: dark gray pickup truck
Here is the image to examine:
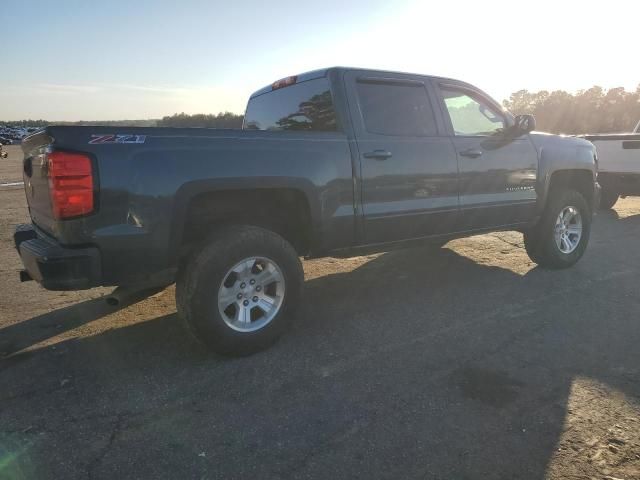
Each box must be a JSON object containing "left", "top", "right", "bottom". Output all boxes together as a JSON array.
[{"left": 15, "top": 67, "right": 600, "bottom": 355}]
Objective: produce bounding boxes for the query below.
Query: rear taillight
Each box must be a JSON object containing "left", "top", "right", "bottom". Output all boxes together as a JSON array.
[{"left": 47, "top": 151, "right": 94, "bottom": 219}]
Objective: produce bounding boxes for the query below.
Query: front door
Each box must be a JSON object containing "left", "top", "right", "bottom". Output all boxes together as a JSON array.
[
  {"left": 435, "top": 82, "right": 539, "bottom": 230},
  {"left": 344, "top": 71, "right": 459, "bottom": 244}
]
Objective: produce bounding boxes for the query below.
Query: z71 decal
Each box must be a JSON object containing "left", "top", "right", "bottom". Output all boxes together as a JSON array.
[{"left": 89, "top": 134, "right": 147, "bottom": 145}]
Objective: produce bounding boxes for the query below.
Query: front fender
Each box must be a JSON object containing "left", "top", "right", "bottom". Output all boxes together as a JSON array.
[{"left": 530, "top": 133, "right": 597, "bottom": 211}]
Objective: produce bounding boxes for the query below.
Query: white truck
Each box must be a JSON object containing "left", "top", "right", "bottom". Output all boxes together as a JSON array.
[{"left": 584, "top": 120, "right": 640, "bottom": 209}]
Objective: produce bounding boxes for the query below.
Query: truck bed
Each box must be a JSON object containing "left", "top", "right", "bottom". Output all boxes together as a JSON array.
[{"left": 583, "top": 134, "right": 640, "bottom": 173}]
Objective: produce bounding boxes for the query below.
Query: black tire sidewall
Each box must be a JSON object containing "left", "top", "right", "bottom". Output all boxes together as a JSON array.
[
  {"left": 523, "top": 230, "right": 542, "bottom": 264},
  {"left": 178, "top": 226, "right": 303, "bottom": 355}
]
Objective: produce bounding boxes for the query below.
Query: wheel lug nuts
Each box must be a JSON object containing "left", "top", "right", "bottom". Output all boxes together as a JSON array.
[
  {"left": 243, "top": 300, "right": 249, "bottom": 306},
  {"left": 240, "top": 282, "right": 246, "bottom": 289},
  {"left": 236, "top": 293, "right": 243, "bottom": 299},
  {"left": 252, "top": 296, "right": 258, "bottom": 302},
  {"left": 249, "top": 279, "right": 256, "bottom": 285},
  {"left": 256, "top": 286, "right": 262, "bottom": 292}
]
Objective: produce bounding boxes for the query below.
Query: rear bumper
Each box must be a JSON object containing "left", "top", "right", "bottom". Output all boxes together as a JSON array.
[{"left": 14, "top": 224, "right": 101, "bottom": 291}]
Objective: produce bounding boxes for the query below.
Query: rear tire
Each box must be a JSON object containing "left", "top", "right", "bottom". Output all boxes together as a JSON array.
[
  {"left": 523, "top": 189, "right": 591, "bottom": 269},
  {"left": 599, "top": 187, "right": 619, "bottom": 210},
  {"left": 176, "top": 225, "right": 303, "bottom": 356}
]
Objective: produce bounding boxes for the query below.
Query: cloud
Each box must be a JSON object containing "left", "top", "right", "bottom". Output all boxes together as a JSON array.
[
  {"left": 37, "top": 84, "right": 104, "bottom": 94},
  {"left": 0, "top": 81, "right": 247, "bottom": 120}
]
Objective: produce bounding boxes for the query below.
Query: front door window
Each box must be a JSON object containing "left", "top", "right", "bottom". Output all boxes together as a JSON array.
[{"left": 442, "top": 88, "right": 505, "bottom": 136}]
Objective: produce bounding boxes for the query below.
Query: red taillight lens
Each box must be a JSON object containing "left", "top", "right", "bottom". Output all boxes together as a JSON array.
[{"left": 47, "top": 151, "right": 94, "bottom": 219}]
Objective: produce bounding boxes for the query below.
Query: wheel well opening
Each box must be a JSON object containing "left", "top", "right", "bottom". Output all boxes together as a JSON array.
[
  {"left": 178, "top": 188, "right": 313, "bottom": 261},
  {"left": 548, "top": 170, "right": 595, "bottom": 210}
]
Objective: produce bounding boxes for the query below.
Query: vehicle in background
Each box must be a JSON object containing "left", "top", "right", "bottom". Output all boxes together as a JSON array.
[
  {"left": 0, "top": 126, "right": 32, "bottom": 143},
  {"left": 14, "top": 67, "right": 599, "bottom": 355},
  {"left": 583, "top": 120, "right": 640, "bottom": 209},
  {"left": 0, "top": 145, "right": 7, "bottom": 159}
]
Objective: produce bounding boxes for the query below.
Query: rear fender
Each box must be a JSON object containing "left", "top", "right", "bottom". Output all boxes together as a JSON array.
[{"left": 168, "top": 177, "right": 320, "bottom": 267}]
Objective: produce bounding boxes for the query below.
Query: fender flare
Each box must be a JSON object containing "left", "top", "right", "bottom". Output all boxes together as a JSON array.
[{"left": 167, "top": 177, "right": 320, "bottom": 267}]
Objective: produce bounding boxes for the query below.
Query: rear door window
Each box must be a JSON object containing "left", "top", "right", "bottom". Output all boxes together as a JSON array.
[
  {"left": 356, "top": 80, "right": 437, "bottom": 137},
  {"left": 243, "top": 78, "right": 338, "bottom": 131}
]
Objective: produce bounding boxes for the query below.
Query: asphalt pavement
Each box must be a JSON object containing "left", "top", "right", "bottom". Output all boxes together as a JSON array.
[{"left": 1, "top": 145, "right": 638, "bottom": 479}]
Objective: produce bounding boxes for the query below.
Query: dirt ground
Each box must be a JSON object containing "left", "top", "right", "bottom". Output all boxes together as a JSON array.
[{"left": 1, "top": 144, "right": 639, "bottom": 480}]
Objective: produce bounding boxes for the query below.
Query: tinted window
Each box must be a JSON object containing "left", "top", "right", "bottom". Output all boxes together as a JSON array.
[
  {"left": 356, "top": 81, "right": 437, "bottom": 136},
  {"left": 441, "top": 88, "right": 505, "bottom": 136},
  {"left": 243, "top": 78, "right": 337, "bottom": 131}
]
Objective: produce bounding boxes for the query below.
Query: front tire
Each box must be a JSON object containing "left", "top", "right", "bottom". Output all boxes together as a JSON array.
[
  {"left": 176, "top": 225, "right": 303, "bottom": 356},
  {"left": 524, "top": 189, "right": 591, "bottom": 269}
]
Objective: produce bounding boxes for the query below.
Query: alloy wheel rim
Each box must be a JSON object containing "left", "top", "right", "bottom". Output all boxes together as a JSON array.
[
  {"left": 217, "top": 257, "right": 285, "bottom": 332},
  {"left": 554, "top": 206, "right": 582, "bottom": 254}
]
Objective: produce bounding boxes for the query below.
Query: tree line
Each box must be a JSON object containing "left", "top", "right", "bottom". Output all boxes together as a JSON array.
[
  {"left": 503, "top": 85, "right": 640, "bottom": 134},
  {"left": 0, "top": 113, "right": 243, "bottom": 129},
  {"left": 4, "top": 85, "right": 639, "bottom": 134},
  {"left": 0, "top": 120, "right": 50, "bottom": 127},
  {"left": 156, "top": 112, "right": 243, "bottom": 129},
  {"left": 0, "top": 119, "right": 156, "bottom": 127}
]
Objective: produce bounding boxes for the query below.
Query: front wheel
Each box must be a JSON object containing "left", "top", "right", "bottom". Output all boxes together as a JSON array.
[
  {"left": 176, "top": 225, "right": 303, "bottom": 356},
  {"left": 524, "top": 189, "right": 591, "bottom": 269}
]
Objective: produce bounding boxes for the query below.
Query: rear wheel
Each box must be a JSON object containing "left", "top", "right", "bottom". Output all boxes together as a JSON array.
[
  {"left": 524, "top": 189, "right": 591, "bottom": 269},
  {"left": 599, "top": 187, "right": 619, "bottom": 210},
  {"left": 176, "top": 225, "right": 303, "bottom": 356}
]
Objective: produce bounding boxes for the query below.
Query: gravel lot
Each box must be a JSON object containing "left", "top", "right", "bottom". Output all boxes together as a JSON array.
[{"left": 1, "top": 144, "right": 639, "bottom": 479}]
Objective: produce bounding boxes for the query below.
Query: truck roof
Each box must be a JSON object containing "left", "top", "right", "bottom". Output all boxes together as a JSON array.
[
  {"left": 248, "top": 66, "right": 466, "bottom": 100},
  {"left": 249, "top": 68, "right": 333, "bottom": 98}
]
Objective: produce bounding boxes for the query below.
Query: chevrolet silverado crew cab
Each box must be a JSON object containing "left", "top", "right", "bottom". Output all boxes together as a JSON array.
[
  {"left": 582, "top": 120, "right": 640, "bottom": 209},
  {"left": 14, "top": 67, "right": 600, "bottom": 355}
]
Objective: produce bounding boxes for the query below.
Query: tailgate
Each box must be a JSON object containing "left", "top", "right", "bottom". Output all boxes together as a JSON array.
[{"left": 21, "top": 131, "right": 57, "bottom": 234}]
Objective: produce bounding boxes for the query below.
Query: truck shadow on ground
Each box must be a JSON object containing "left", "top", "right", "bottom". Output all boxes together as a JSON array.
[
  {"left": 1, "top": 212, "right": 639, "bottom": 479},
  {"left": 0, "top": 289, "right": 166, "bottom": 360}
]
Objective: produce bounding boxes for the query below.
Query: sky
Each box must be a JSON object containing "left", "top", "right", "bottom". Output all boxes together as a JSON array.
[{"left": 1, "top": 0, "right": 638, "bottom": 121}]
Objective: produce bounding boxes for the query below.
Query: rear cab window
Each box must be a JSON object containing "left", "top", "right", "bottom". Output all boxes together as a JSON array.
[
  {"left": 356, "top": 80, "right": 437, "bottom": 137},
  {"left": 243, "top": 78, "right": 338, "bottom": 132}
]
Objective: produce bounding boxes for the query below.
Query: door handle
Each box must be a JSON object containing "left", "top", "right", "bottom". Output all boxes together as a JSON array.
[
  {"left": 363, "top": 150, "right": 393, "bottom": 160},
  {"left": 460, "top": 148, "right": 483, "bottom": 158}
]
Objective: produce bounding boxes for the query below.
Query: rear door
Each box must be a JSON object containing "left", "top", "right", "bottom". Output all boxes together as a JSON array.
[
  {"left": 344, "top": 70, "right": 459, "bottom": 244},
  {"left": 434, "top": 81, "right": 538, "bottom": 230}
]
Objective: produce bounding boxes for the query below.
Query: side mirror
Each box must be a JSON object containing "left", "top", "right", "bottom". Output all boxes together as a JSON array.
[{"left": 515, "top": 114, "right": 536, "bottom": 133}]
